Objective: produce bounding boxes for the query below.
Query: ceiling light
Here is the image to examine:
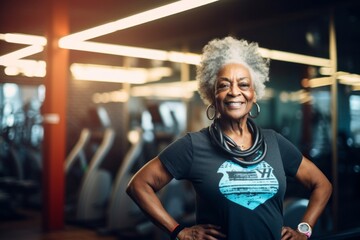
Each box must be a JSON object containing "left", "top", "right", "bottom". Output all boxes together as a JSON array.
[
  {"left": 92, "top": 90, "right": 129, "bottom": 103},
  {"left": 63, "top": 41, "right": 169, "bottom": 61},
  {"left": 0, "top": 45, "right": 44, "bottom": 66},
  {"left": 319, "top": 67, "right": 333, "bottom": 75},
  {"left": 70, "top": 63, "right": 173, "bottom": 84},
  {"left": 4, "top": 66, "right": 20, "bottom": 76},
  {"left": 59, "top": 0, "right": 219, "bottom": 44},
  {"left": 307, "top": 72, "right": 360, "bottom": 88},
  {"left": 0, "top": 33, "right": 47, "bottom": 46},
  {"left": 60, "top": 40, "right": 330, "bottom": 67},
  {"left": 337, "top": 72, "right": 360, "bottom": 86},
  {"left": 61, "top": 41, "right": 200, "bottom": 65},
  {"left": 352, "top": 85, "right": 360, "bottom": 91},
  {"left": 3, "top": 59, "right": 46, "bottom": 77},
  {"left": 131, "top": 80, "right": 197, "bottom": 99},
  {"left": 146, "top": 67, "right": 173, "bottom": 82},
  {"left": 1, "top": 0, "right": 332, "bottom": 72},
  {"left": 258, "top": 48, "right": 331, "bottom": 67},
  {"left": 308, "top": 77, "right": 332, "bottom": 88},
  {"left": 71, "top": 63, "right": 147, "bottom": 84},
  {"left": 168, "top": 51, "right": 200, "bottom": 65},
  {"left": 58, "top": 0, "right": 216, "bottom": 66}
]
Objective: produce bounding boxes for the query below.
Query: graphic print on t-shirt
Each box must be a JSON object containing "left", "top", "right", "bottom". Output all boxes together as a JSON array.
[{"left": 217, "top": 160, "right": 279, "bottom": 210}]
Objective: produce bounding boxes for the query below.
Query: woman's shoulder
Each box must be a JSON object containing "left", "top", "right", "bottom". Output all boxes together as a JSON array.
[
  {"left": 260, "top": 128, "right": 284, "bottom": 144},
  {"left": 177, "top": 127, "right": 211, "bottom": 145},
  {"left": 171, "top": 127, "right": 209, "bottom": 144},
  {"left": 261, "top": 128, "right": 278, "bottom": 136},
  {"left": 187, "top": 127, "right": 210, "bottom": 138}
]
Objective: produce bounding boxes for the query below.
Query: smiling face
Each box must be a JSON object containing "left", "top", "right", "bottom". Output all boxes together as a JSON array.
[{"left": 215, "top": 63, "right": 256, "bottom": 121}]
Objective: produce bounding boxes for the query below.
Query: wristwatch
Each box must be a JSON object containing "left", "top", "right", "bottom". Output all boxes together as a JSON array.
[{"left": 297, "top": 222, "right": 312, "bottom": 238}]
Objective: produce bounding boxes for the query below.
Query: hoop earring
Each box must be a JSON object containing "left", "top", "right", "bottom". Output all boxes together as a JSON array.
[
  {"left": 249, "top": 102, "right": 260, "bottom": 118},
  {"left": 206, "top": 104, "right": 216, "bottom": 120}
]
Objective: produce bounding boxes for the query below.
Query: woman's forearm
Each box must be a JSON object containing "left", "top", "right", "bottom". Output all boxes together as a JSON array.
[
  {"left": 126, "top": 180, "right": 179, "bottom": 234},
  {"left": 301, "top": 178, "right": 332, "bottom": 227},
  {"left": 126, "top": 158, "right": 180, "bottom": 234}
]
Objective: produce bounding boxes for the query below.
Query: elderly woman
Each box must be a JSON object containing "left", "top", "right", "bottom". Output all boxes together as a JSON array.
[{"left": 126, "top": 36, "right": 332, "bottom": 240}]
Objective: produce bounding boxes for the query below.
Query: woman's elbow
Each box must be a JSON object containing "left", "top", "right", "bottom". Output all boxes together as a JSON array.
[
  {"left": 316, "top": 176, "right": 333, "bottom": 202},
  {"left": 325, "top": 179, "right": 333, "bottom": 199},
  {"left": 126, "top": 177, "right": 138, "bottom": 199}
]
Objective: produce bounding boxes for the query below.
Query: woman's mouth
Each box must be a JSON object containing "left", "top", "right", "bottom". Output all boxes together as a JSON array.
[{"left": 225, "top": 101, "right": 244, "bottom": 108}]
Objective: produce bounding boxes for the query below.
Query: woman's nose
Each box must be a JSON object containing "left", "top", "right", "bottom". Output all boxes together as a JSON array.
[{"left": 228, "top": 84, "right": 241, "bottom": 96}]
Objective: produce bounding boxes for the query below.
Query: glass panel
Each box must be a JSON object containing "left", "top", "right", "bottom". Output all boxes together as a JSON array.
[{"left": 350, "top": 95, "right": 360, "bottom": 147}]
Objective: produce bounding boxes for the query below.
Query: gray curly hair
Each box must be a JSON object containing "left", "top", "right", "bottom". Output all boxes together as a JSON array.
[{"left": 197, "top": 36, "right": 270, "bottom": 105}]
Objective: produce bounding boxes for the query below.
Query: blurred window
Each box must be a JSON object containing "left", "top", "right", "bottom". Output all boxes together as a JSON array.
[{"left": 350, "top": 95, "right": 360, "bottom": 146}]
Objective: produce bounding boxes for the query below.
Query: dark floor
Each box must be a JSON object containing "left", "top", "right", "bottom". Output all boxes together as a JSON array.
[{"left": 0, "top": 209, "right": 118, "bottom": 240}]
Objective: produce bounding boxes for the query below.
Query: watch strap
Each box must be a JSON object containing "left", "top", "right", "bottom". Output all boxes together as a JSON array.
[{"left": 297, "top": 222, "right": 312, "bottom": 238}]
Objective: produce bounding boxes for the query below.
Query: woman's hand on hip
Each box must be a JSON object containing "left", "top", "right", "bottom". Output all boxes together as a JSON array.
[
  {"left": 177, "top": 224, "right": 226, "bottom": 240},
  {"left": 281, "top": 226, "right": 307, "bottom": 240}
]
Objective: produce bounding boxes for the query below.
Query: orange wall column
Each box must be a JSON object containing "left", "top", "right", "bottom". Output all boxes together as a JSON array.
[{"left": 42, "top": 0, "right": 69, "bottom": 232}]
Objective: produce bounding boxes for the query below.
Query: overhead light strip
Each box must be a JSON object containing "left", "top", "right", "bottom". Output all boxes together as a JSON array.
[
  {"left": 58, "top": 0, "right": 217, "bottom": 65},
  {"left": 0, "top": 33, "right": 46, "bottom": 67},
  {"left": 0, "top": 45, "right": 44, "bottom": 65},
  {"left": 130, "top": 80, "right": 198, "bottom": 99},
  {"left": 4, "top": 59, "right": 46, "bottom": 77},
  {"left": 59, "top": 39, "right": 331, "bottom": 67},
  {"left": 70, "top": 63, "right": 173, "bottom": 84},
  {"left": 352, "top": 85, "right": 360, "bottom": 91},
  {"left": 61, "top": 40, "right": 201, "bottom": 65},
  {"left": 259, "top": 48, "right": 331, "bottom": 67},
  {"left": 0, "top": 35, "right": 335, "bottom": 73},
  {"left": 337, "top": 72, "right": 360, "bottom": 85},
  {"left": 308, "top": 77, "right": 332, "bottom": 88},
  {"left": 0, "top": 0, "right": 340, "bottom": 80},
  {"left": 59, "top": 0, "right": 219, "bottom": 44},
  {"left": 0, "top": 33, "right": 47, "bottom": 46},
  {"left": 0, "top": 0, "right": 217, "bottom": 69},
  {"left": 63, "top": 41, "right": 168, "bottom": 61}
]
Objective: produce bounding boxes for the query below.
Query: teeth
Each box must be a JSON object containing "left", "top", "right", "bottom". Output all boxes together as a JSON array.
[{"left": 226, "top": 102, "right": 242, "bottom": 107}]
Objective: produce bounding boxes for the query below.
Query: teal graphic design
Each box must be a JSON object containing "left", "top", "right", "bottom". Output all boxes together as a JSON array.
[{"left": 217, "top": 160, "right": 279, "bottom": 210}]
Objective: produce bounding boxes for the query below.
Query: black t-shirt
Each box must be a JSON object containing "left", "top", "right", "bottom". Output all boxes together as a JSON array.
[{"left": 159, "top": 127, "right": 302, "bottom": 240}]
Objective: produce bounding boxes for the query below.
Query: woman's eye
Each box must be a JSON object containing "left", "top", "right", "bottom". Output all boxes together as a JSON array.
[
  {"left": 217, "top": 83, "right": 229, "bottom": 89},
  {"left": 239, "top": 83, "right": 250, "bottom": 90}
]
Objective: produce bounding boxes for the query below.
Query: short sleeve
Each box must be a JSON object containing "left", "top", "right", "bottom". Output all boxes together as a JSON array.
[
  {"left": 275, "top": 133, "right": 302, "bottom": 177},
  {"left": 158, "top": 133, "right": 193, "bottom": 179}
]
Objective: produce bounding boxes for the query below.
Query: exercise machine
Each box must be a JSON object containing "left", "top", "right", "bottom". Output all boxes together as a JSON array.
[
  {"left": 101, "top": 103, "right": 196, "bottom": 239},
  {"left": 65, "top": 106, "right": 115, "bottom": 225},
  {"left": 0, "top": 85, "right": 43, "bottom": 218},
  {"left": 104, "top": 127, "right": 149, "bottom": 236}
]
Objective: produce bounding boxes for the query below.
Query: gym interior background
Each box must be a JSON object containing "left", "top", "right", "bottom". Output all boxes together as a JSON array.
[{"left": 1, "top": 0, "right": 360, "bottom": 239}]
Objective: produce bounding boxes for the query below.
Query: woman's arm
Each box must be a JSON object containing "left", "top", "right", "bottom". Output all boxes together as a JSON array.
[
  {"left": 126, "top": 157, "right": 179, "bottom": 234},
  {"left": 282, "top": 156, "right": 332, "bottom": 239},
  {"left": 295, "top": 156, "right": 332, "bottom": 227},
  {"left": 127, "top": 157, "right": 227, "bottom": 240}
]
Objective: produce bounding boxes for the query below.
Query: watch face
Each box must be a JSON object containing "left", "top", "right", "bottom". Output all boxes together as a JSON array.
[{"left": 299, "top": 223, "right": 310, "bottom": 232}]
